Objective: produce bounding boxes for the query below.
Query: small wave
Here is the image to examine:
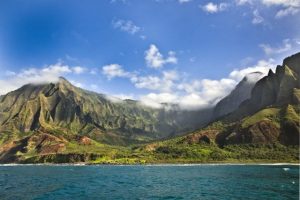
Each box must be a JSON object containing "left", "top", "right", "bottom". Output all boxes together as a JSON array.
[
  {"left": 283, "top": 168, "right": 290, "bottom": 171},
  {"left": 257, "top": 163, "right": 300, "bottom": 166}
]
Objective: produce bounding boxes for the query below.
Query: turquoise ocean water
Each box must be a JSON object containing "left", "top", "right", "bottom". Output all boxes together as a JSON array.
[{"left": 0, "top": 164, "right": 298, "bottom": 200}]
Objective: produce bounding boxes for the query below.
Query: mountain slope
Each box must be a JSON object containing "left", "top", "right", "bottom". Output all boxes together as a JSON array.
[
  {"left": 212, "top": 72, "right": 264, "bottom": 119},
  {"left": 228, "top": 53, "right": 300, "bottom": 121},
  {"left": 141, "top": 53, "right": 300, "bottom": 161},
  {"left": 0, "top": 77, "right": 211, "bottom": 145},
  {"left": 209, "top": 52, "right": 299, "bottom": 146}
]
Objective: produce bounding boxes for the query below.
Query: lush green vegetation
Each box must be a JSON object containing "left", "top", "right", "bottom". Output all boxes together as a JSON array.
[
  {"left": 13, "top": 133, "right": 298, "bottom": 164},
  {"left": 241, "top": 108, "right": 280, "bottom": 128}
]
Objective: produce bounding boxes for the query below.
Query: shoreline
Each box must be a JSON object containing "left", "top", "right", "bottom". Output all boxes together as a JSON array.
[{"left": 0, "top": 162, "right": 299, "bottom": 166}]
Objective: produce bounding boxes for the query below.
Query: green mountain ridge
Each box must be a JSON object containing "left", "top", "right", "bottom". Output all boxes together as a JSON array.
[
  {"left": 0, "top": 53, "right": 299, "bottom": 164},
  {"left": 0, "top": 77, "right": 211, "bottom": 146}
]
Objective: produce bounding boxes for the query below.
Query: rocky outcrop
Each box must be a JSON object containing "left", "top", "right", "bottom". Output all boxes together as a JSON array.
[
  {"left": 225, "top": 120, "right": 280, "bottom": 144},
  {"left": 0, "top": 132, "right": 67, "bottom": 163}
]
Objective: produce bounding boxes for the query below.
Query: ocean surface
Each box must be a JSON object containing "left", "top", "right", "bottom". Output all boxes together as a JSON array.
[{"left": 0, "top": 164, "right": 298, "bottom": 200}]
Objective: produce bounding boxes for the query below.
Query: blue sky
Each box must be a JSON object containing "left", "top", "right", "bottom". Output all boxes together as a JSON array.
[{"left": 0, "top": 0, "right": 299, "bottom": 109}]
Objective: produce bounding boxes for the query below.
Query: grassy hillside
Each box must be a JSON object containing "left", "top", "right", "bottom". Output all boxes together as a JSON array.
[{"left": 1, "top": 104, "right": 298, "bottom": 164}]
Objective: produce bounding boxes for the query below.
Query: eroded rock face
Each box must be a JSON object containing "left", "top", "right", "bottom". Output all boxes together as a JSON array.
[
  {"left": 77, "top": 136, "right": 92, "bottom": 145},
  {"left": 182, "top": 130, "right": 219, "bottom": 145},
  {"left": 0, "top": 132, "right": 67, "bottom": 163},
  {"left": 28, "top": 133, "right": 66, "bottom": 154},
  {"left": 224, "top": 121, "right": 280, "bottom": 144}
]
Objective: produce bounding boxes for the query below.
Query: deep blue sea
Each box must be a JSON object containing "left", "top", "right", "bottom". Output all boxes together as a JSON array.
[{"left": 0, "top": 164, "right": 298, "bottom": 200}]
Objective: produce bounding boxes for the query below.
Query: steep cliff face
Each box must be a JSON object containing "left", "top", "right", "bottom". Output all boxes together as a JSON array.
[
  {"left": 228, "top": 53, "right": 300, "bottom": 121},
  {"left": 174, "top": 53, "right": 300, "bottom": 147},
  {"left": 212, "top": 72, "right": 264, "bottom": 119},
  {"left": 217, "top": 52, "right": 300, "bottom": 145},
  {"left": 0, "top": 78, "right": 210, "bottom": 145}
]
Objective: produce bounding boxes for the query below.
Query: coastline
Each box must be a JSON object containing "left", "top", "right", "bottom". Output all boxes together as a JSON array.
[{"left": 0, "top": 162, "right": 299, "bottom": 166}]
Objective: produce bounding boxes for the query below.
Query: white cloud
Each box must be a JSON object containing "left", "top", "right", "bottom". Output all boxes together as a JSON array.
[
  {"left": 113, "top": 93, "right": 134, "bottom": 100},
  {"left": 252, "top": 9, "right": 264, "bottom": 24},
  {"left": 139, "top": 93, "right": 178, "bottom": 109},
  {"left": 102, "top": 93, "right": 135, "bottom": 103},
  {"left": 261, "top": 0, "right": 300, "bottom": 18},
  {"left": 275, "top": 6, "right": 300, "bottom": 17},
  {"left": 72, "top": 66, "right": 86, "bottom": 74},
  {"left": 70, "top": 80, "right": 84, "bottom": 88},
  {"left": 138, "top": 58, "right": 274, "bottom": 110},
  {"left": 0, "top": 62, "right": 75, "bottom": 95},
  {"left": 237, "top": 0, "right": 300, "bottom": 19},
  {"left": 201, "top": 2, "right": 228, "bottom": 13},
  {"left": 234, "top": 0, "right": 300, "bottom": 24},
  {"left": 202, "top": 2, "right": 218, "bottom": 13},
  {"left": 177, "top": 80, "right": 202, "bottom": 94},
  {"left": 261, "top": 0, "right": 300, "bottom": 7},
  {"left": 178, "top": 78, "right": 237, "bottom": 108},
  {"left": 132, "top": 70, "right": 179, "bottom": 92},
  {"left": 236, "top": 0, "right": 253, "bottom": 5},
  {"left": 229, "top": 59, "right": 275, "bottom": 80},
  {"left": 145, "top": 44, "right": 177, "bottom": 68},
  {"left": 102, "top": 64, "right": 134, "bottom": 80},
  {"left": 178, "top": 0, "right": 192, "bottom": 3},
  {"left": 100, "top": 56, "right": 275, "bottom": 110},
  {"left": 138, "top": 77, "right": 236, "bottom": 110},
  {"left": 41, "top": 63, "right": 72, "bottom": 75},
  {"left": 133, "top": 76, "right": 163, "bottom": 90},
  {"left": 259, "top": 39, "right": 292, "bottom": 55},
  {"left": 112, "top": 19, "right": 141, "bottom": 35},
  {"left": 104, "top": 95, "right": 124, "bottom": 103},
  {"left": 179, "top": 94, "right": 210, "bottom": 109},
  {"left": 163, "top": 70, "right": 179, "bottom": 81}
]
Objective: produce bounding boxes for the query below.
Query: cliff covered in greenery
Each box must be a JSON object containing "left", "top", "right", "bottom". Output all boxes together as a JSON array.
[{"left": 0, "top": 53, "right": 299, "bottom": 164}]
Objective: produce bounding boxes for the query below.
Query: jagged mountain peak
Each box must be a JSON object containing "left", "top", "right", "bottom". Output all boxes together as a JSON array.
[
  {"left": 243, "top": 71, "right": 264, "bottom": 83},
  {"left": 212, "top": 71, "right": 264, "bottom": 119},
  {"left": 227, "top": 52, "right": 300, "bottom": 121}
]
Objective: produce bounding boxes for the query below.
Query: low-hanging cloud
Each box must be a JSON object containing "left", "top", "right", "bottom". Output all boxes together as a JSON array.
[
  {"left": 102, "top": 58, "right": 275, "bottom": 110},
  {"left": 0, "top": 62, "right": 85, "bottom": 95}
]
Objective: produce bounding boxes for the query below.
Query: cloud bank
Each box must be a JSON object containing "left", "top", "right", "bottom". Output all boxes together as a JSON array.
[
  {"left": 0, "top": 62, "right": 84, "bottom": 95},
  {"left": 102, "top": 54, "right": 275, "bottom": 110}
]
